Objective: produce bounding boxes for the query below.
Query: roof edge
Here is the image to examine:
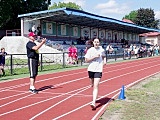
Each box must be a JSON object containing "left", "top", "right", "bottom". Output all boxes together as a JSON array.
[{"left": 18, "top": 7, "right": 67, "bottom": 18}]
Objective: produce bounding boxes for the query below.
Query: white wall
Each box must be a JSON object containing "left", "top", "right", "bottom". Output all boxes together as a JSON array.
[
  {"left": 146, "top": 36, "right": 158, "bottom": 45},
  {"left": 0, "top": 36, "right": 66, "bottom": 63}
]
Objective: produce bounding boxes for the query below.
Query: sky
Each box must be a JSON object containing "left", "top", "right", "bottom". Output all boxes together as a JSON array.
[{"left": 51, "top": 0, "right": 160, "bottom": 20}]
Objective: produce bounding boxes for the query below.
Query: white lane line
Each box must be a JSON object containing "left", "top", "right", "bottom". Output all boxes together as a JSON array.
[
  {"left": 1, "top": 60, "right": 160, "bottom": 109},
  {"left": 53, "top": 70, "right": 160, "bottom": 120},
  {"left": 91, "top": 93, "right": 120, "bottom": 120},
  {"left": 0, "top": 71, "right": 86, "bottom": 91},
  {"left": 0, "top": 59, "right": 158, "bottom": 103},
  {"left": 0, "top": 85, "right": 91, "bottom": 116},
  {"left": 29, "top": 86, "right": 91, "bottom": 120},
  {"left": 1, "top": 59, "right": 159, "bottom": 92},
  {"left": 91, "top": 71, "right": 160, "bottom": 120},
  {"left": 0, "top": 76, "right": 87, "bottom": 102},
  {"left": 0, "top": 93, "right": 33, "bottom": 108},
  {"left": 0, "top": 57, "right": 157, "bottom": 90},
  {"left": 33, "top": 63, "right": 160, "bottom": 119},
  {"left": 0, "top": 57, "right": 151, "bottom": 84},
  {"left": 52, "top": 88, "right": 121, "bottom": 120},
  {"left": 0, "top": 92, "right": 28, "bottom": 101},
  {"left": 0, "top": 58, "right": 159, "bottom": 116},
  {"left": 1, "top": 61, "right": 160, "bottom": 110},
  {"left": 0, "top": 77, "right": 87, "bottom": 107},
  {"left": 4, "top": 89, "right": 94, "bottom": 98}
]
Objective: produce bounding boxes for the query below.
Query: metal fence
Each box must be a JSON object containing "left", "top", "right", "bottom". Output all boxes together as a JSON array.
[{"left": 3, "top": 50, "right": 154, "bottom": 76}]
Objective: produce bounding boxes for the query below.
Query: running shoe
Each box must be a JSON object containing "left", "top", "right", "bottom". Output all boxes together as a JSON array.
[
  {"left": 90, "top": 103, "right": 96, "bottom": 110},
  {"left": 29, "top": 89, "right": 38, "bottom": 94}
]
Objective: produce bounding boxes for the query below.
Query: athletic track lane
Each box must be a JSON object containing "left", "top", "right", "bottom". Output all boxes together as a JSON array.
[{"left": 0, "top": 57, "right": 160, "bottom": 120}]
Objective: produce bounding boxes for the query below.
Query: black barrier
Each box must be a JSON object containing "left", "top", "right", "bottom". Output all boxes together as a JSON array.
[
  {"left": 40, "top": 54, "right": 43, "bottom": 71},
  {"left": 10, "top": 54, "right": 13, "bottom": 75},
  {"left": 3, "top": 50, "right": 156, "bottom": 75}
]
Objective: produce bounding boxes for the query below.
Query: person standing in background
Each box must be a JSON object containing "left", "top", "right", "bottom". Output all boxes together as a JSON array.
[
  {"left": 84, "top": 38, "right": 106, "bottom": 110},
  {"left": 72, "top": 45, "right": 78, "bottom": 64},
  {"left": 26, "top": 32, "right": 46, "bottom": 94},
  {"left": 32, "top": 25, "right": 36, "bottom": 34},
  {"left": 37, "top": 24, "right": 41, "bottom": 41},
  {"left": 0, "top": 48, "right": 7, "bottom": 76},
  {"left": 68, "top": 45, "right": 73, "bottom": 64}
]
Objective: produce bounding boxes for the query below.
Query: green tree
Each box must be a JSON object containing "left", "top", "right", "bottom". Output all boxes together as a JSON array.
[
  {"left": 49, "top": 2, "right": 83, "bottom": 10},
  {"left": 0, "top": 0, "right": 51, "bottom": 30},
  {"left": 157, "top": 19, "right": 160, "bottom": 29},
  {"left": 134, "top": 8, "right": 159, "bottom": 28},
  {"left": 123, "top": 10, "right": 137, "bottom": 23}
]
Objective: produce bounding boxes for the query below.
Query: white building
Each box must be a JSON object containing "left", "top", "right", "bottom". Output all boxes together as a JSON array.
[{"left": 139, "top": 32, "right": 160, "bottom": 45}]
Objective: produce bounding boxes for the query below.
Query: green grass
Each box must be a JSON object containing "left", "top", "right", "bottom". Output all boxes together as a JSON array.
[
  {"left": 3, "top": 56, "right": 86, "bottom": 76},
  {"left": 0, "top": 64, "right": 87, "bottom": 82},
  {"left": 100, "top": 76, "right": 160, "bottom": 120}
]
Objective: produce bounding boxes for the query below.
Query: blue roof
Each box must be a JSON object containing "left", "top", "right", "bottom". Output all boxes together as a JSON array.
[{"left": 18, "top": 7, "right": 160, "bottom": 34}]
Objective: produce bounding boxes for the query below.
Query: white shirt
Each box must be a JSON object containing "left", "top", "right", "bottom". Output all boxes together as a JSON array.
[
  {"left": 134, "top": 48, "right": 139, "bottom": 54},
  {"left": 106, "top": 45, "right": 113, "bottom": 51},
  {"left": 85, "top": 46, "right": 105, "bottom": 72},
  {"left": 32, "top": 26, "right": 36, "bottom": 32}
]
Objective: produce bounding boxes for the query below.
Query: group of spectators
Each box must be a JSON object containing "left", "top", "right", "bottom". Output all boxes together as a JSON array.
[
  {"left": 103, "top": 43, "right": 160, "bottom": 60},
  {"left": 123, "top": 44, "right": 159, "bottom": 59}
]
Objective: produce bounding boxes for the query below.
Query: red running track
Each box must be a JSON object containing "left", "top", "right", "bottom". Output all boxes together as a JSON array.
[{"left": 1, "top": 57, "right": 160, "bottom": 120}]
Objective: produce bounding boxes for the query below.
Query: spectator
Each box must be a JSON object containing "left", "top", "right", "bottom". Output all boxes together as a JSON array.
[
  {"left": 148, "top": 45, "right": 154, "bottom": 57},
  {"left": 123, "top": 45, "right": 129, "bottom": 60},
  {"left": 32, "top": 25, "right": 36, "bottom": 34},
  {"left": 63, "top": 41, "right": 66, "bottom": 45},
  {"left": 68, "top": 45, "right": 73, "bottom": 64},
  {"left": 72, "top": 45, "right": 78, "bottom": 64},
  {"left": 106, "top": 44, "right": 114, "bottom": 54},
  {"left": 57, "top": 44, "right": 63, "bottom": 51},
  {"left": 154, "top": 44, "right": 159, "bottom": 56},
  {"left": 138, "top": 46, "right": 144, "bottom": 58},
  {"left": 0, "top": 48, "right": 7, "bottom": 76},
  {"left": 134, "top": 46, "right": 139, "bottom": 59},
  {"left": 37, "top": 24, "right": 41, "bottom": 40}
]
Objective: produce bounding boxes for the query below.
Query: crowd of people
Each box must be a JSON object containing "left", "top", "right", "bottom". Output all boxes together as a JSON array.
[
  {"left": 123, "top": 44, "right": 160, "bottom": 59},
  {"left": 105, "top": 43, "right": 160, "bottom": 59}
]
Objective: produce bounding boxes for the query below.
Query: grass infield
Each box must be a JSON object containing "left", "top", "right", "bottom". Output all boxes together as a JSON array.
[{"left": 100, "top": 73, "right": 160, "bottom": 120}]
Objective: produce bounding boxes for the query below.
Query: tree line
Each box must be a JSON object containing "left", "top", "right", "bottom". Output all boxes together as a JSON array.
[
  {"left": 123, "top": 8, "right": 159, "bottom": 29},
  {"left": 0, "top": 0, "right": 51, "bottom": 30}
]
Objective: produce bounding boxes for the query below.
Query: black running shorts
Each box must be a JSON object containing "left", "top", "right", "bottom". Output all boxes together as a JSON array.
[
  {"left": 28, "top": 58, "right": 38, "bottom": 78},
  {"left": 88, "top": 71, "right": 102, "bottom": 78}
]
